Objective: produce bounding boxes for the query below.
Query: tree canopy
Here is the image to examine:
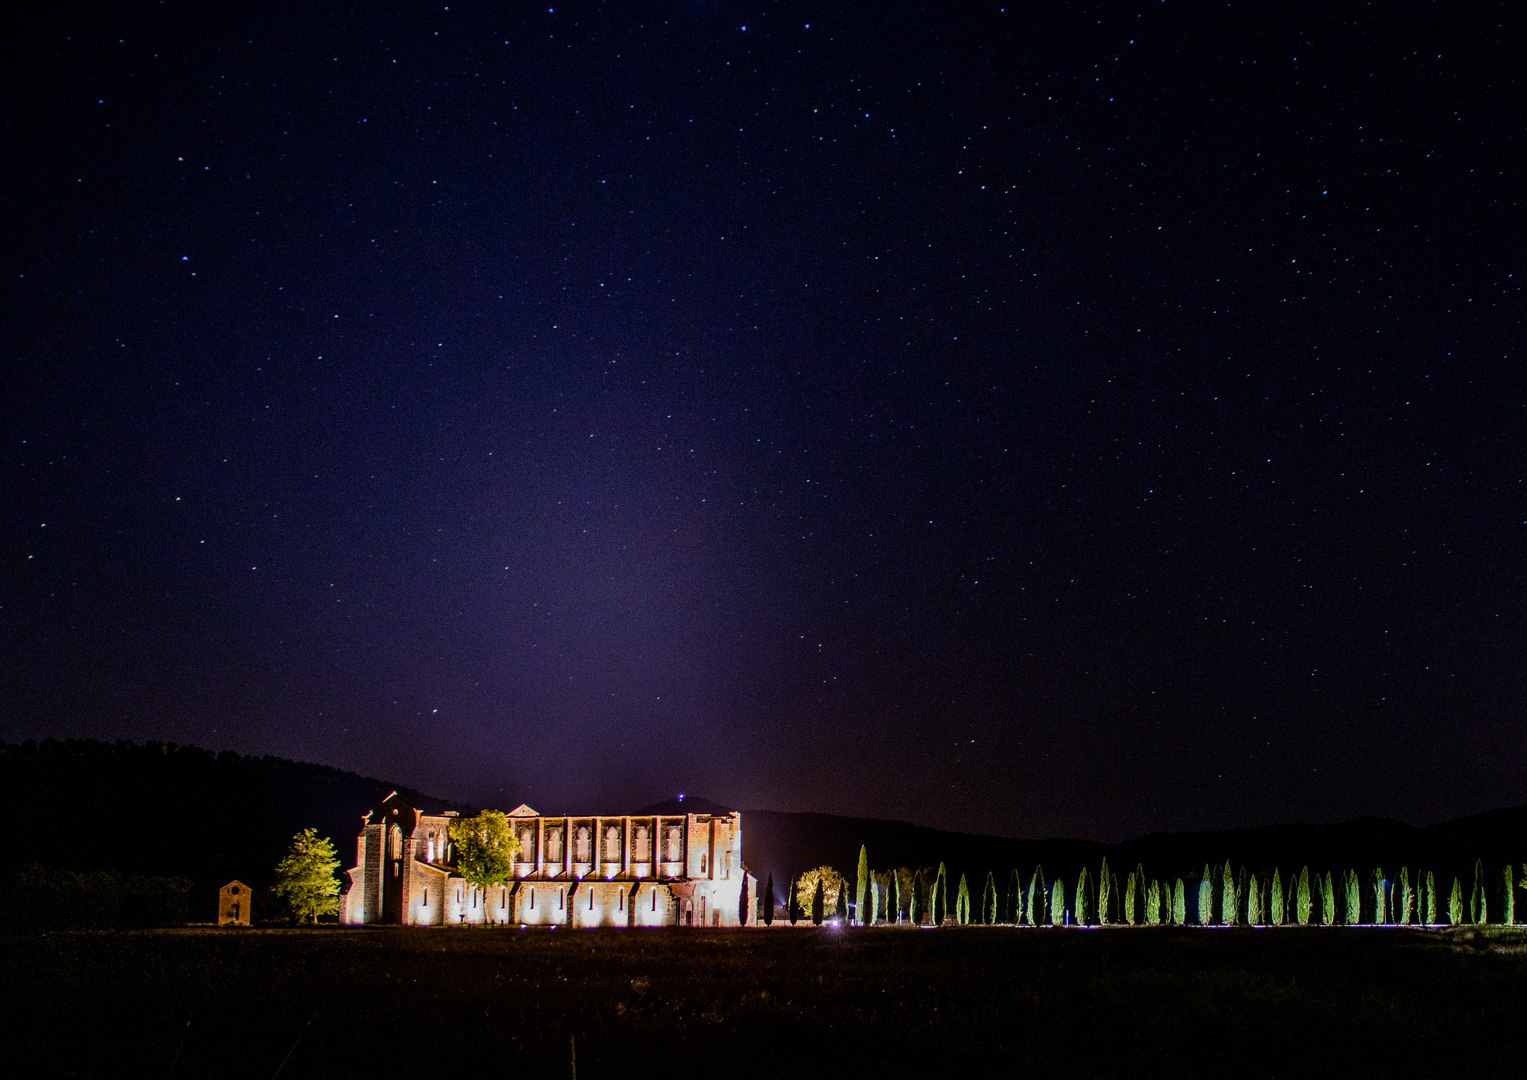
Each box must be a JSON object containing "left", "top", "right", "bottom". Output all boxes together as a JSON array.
[
  {"left": 272, "top": 828, "right": 341, "bottom": 924},
  {"left": 448, "top": 810, "right": 521, "bottom": 895},
  {"left": 796, "top": 865, "right": 845, "bottom": 920}
]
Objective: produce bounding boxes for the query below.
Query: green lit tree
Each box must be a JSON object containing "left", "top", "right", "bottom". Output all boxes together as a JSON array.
[
  {"left": 1075, "top": 867, "right": 1090, "bottom": 926},
  {"left": 1503, "top": 866, "right": 1515, "bottom": 926},
  {"left": 1425, "top": 870, "right": 1437, "bottom": 924},
  {"left": 1396, "top": 867, "right": 1411, "bottom": 925},
  {"left": 1271, "top": 868, "right": 1285, "bottom": 925},
  {"left": 1007, "top": 869, "right": 1023, "bottom": 924},
  {"left": 1471, "top": 859, "right": 1485, "bottom": 924},
  {"left": 1343, "top": 870, "right": 1360, "bottom": 925},
  {"left": 1134, "top": 863, "right": 1147, "bottom": 924},
  {"left": 1221, "top": 860, "right": 1237, "bottom": 927},
  {"left": 955, "top": 874, "right": 970, "bottom": 924},
  {"left": 1173, "top": 878, "right": 1186, "bottom": 925},
  {"left": 1321, "top": 872, "right": 1336, "bottom": 925},
  {"left": 933, "top": 862, "right": 948, "bottom": 925},
  {"left": 448, "top": 811, "right": 520, "bottom": 924},
  {"left": 272, "top": 828, "right": 342, "bottom": 925},
  {"left": 796, "top": 866, "right": 844, "bottom": 922},
  {"left": 1124, "top": 872, "right": 1138, "bottom": 927},
  {"left": 1028, "top": 866, "right": 1045, "bottom": 926},
  {"left": 1247, "top": 873, "right": 1261, "bottom": 925},
  {"left": 1197, "top": 865, "right": 1213, "bottom": 926},
  {"left": 1371, "top": 868, "right": 1386, "bottom": 925},
  {"left": 1051, "top": 879, "right": 1066, "bottom": 925},
  {"left": 1449, "top": 877, "right": 1463, "bottom": 925},
  {"left": 982, "top": 871, "right": 997, "bottom": 925},
  {"left": 1098, "top": 858, "right": 1111, "bottom": 926},
  {"left": 1296, "top": 866, "right": 1312, "bottom": 926}
]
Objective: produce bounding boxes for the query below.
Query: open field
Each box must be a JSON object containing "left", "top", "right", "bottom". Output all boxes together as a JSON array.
[{"left": 4, "top": 924, "right": 1526, "bottom": 1077}]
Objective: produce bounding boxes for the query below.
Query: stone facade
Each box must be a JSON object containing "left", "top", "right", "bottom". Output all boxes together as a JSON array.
[
  {"left": 340, "top": 792, "right": 755, "bottom": 928},
  {"left": 218, "top": 879, "right": 251, "bottom": 926}
]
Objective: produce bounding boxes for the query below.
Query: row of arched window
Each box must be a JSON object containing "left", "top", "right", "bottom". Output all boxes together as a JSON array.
[{"left": 521, "top": 824, "right": 687, "bottom": 864}]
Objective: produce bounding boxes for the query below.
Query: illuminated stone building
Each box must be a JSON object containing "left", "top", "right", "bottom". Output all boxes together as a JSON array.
[{"left": 339, "top": 791, "right": 754, "bottom": 928}]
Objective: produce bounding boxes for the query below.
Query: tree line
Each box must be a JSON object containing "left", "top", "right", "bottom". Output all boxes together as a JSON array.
[{"left": 762, "top": 847, "right": 1527, "bottom": 927}]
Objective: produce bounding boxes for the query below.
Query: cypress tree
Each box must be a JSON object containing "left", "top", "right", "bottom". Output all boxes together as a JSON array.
[
  {"left": 1425, "top": 870, "right": 1437, "bottom": 924},
  {"left": 836, "top": 875, "right": 850, "bottom": 922},
  {"left": 1296, "top": 866, "right": 1312, "bottom": 926},
  {"left": 1397, "top": 867, "right": 1411, "bottom": 925},
  {"left": 1504, "top": 866, "right": 1515, "bottom": 926},
  {"left": 1173, "top": 878, "right": 1186, "bottom": 925},
  {"left": 1344, "top": 870, "right": 1360, "bottom": 925},
  {"left": 893, "top": 869, "right": 903, "bottom": 924},
  {"left": 856, "top": 846, "right": 869, "bottom": 925},
  {"left": 740, "top": 874, "right": 751, "bottom": 926},
  {"left": 956, "top": 874, "right": 971, "bottom": 925},
  {"left": 1371, "top": 868, "right": 1386, "bottom": 925},
  {"left": 1197, "top": 865, "right": 1213, "bottom": 926},
  {"left": 1221, "top": 860, "right": 1237, "bottom": 927},
  {"left": 1098, "top": 858, "right": 1111, "bottom": 926},
  {"left": 1449, "top": 877, "right": 1463, "bottom": 925},
  {"left": 983, "top": 871, "right": 998, "bottom": 925},
  {"left": 869, "top": 873, "right": 881, "bottom": 924},
  {"left": 1075, "top": 867, "right": 1090, "bottom": 926},
  {"left": 1134, "top": 863, "right": 1147, "bottom": 923},
  {"left": 1271, "top": 868, "right": 1285, "bottom": 925},
  {"left": 788, "top": 876, "right": 800, "bottom": 925},
  {"left": 763, "top": 872, "right": 775, "bottom": 926},
  {"left": 1051, "top": 879, "right": 1066, "bottom": 925},
  {"left": 1028, "top": 866, "right": 1045, "bottom": 926},
  {"left": 933, "top": 863, "right": 948, "bottom": 925},
  {"left": 1125, "top": 872, "right": 1138, "bottom": 927},
  {"left": 813, "top": 877, "right": 825, "bottom": 926},
  {"left": 1321, "top": 872, "right": 1335, "bottom": 925},
  {"left": 1247, "top": 873, "right": 1260, "bottom": 926},
  {"left": 1471, "top": 859, "right": 1485, "bottom": 924},
  {"left": 908, "top": 872, "right": 920, "bottom": 925},
  {"left": 1144, "top": 879, "right": 1158, "bottom": 925}
]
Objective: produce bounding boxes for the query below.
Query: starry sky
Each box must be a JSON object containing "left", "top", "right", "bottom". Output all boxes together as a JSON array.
[{"left": 2, "top": 1, "right": 1521, "bottom": 841}]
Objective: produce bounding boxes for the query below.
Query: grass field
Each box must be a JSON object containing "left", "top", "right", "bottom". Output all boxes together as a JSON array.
[{"left": 4, "top": 924, "right": 1526, "bottom": 1077}]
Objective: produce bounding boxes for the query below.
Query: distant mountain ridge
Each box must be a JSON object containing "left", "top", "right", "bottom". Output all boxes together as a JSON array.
[{"left": 3, "top": 739, "right": 1521, "bottom": 914}]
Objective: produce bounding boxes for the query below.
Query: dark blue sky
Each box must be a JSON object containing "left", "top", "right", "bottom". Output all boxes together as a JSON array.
[{"left": 3, "top": 1, "right": 1521, "bottom": 840}]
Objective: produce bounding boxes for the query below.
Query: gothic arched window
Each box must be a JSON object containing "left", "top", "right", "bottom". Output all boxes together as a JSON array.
[
  {"left": 635, "top": 827, "right": 650, "bottom": 861},
  {"left": 575, "top": 827, "right": 590, "bottom": 862},
  {"left": 604, "top": 827, "right": 620, "bottom": 860},
  {"left": 389, "top": 825, "right": 402, "bottom": 861},
  {"left": 666, "top": 827, "right": 682, "bottom": 862}
]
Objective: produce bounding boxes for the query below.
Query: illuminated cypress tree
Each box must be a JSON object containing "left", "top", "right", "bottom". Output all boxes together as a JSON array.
[
  {"left": 1271, "top": 869, "right": 1285, "bottom": 925},
  {"left": 1320, "top": 872, "right": 1335, "bottom": 925},
  {"left": 1197, "top": 865, "right": 1213, "bottom": 926},
  {"left": 1125, "top": 872, "right": 1138, "bottom": 926},
  {"left": 933, "top": 862, "right": 948, "bottom": 925},
  {"left": 1396, "top": 867, "right": 1411, "bottom": 925},
  {"left": 1247, "top": 873, "right": 1261, "bottom": 925},
  {"left": 1051, "top": 879, "right": 1066, "bottom": 925},
  {"left": 869, "top": 873, "right": 880, "bottom": 924},
  {"left": 1134, "top": 863, "right": 1147, "bottom": 923},
  {"left": 1221, "top": 860, "right": 1237, "bottom": 926},
  {"left": 1097, "top": 859, "right": 1111, "bottom": 925},
  {"left": 893, "top": 869, "right": 903, "bottom": 924},
  {"left": 1028, "top": 866, "right": 1045, "bottom": 926},
  {"left": 1296, "top": 866, "right": 1312, "bottom": 925},
  {"left": 1075, "top": 867, "right": 1090, "bottom": 926},
  {"left": 1471, "top": 859, "right": 1485, "bottom": 924},
  {"left": 956, "top": 874, "right": 971, "bottom": 924},
  {"left": 983, "top": 872, "right": 997, "bottom": 924},
  {"left": 1344, "top": 870, "right": 1360, "bottom": 925},
  {"left": 856, "top": 846, "right": 869, "bottom": 925},
  {"left": 837, "top": 875, "right": 850, "bottom": 922},
  {"left": 1449, "top": 877, "right": 1463, "bottom": 925},
  {"left": 1503, "top": 866, "right": 1515, "bottom": 926},
  {"left": 1425, "top": 871, "right": 1437, "bottom": 924},
  {"left": 1144, "top": 879, "right": 1159, "bottom": 925},
  {"left": 1173, "top": 878, "right": 1186, "bottom": 925},
  {"left": 1371, "top": 868, "right": 1386, "bottom": 925}
]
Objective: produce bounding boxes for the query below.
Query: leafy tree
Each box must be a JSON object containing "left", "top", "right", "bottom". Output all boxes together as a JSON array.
[
  {"left": 857, "top": 846, "right": 870, "bottom": 925},
  {"left": 1172, "top": 878, "right": 1186, "bottom": 925},
  {"left": 796, "top": 866, "right": 845, "bottom": 921},
  {"left": 1075, "top": 867, "right": 1090, "bottom": 926},
  {"left": 763, "top": 873, "right": 775, "bottom": 926},
  {"left": 1321, "top": 872, "right": 1336, "bottom": 926},
  {"left": 448, "top": 811, "right": 521, "bottom": 922},
  {"left": 272, "top": 828, "right": 342, "bottom": 925},
  {"left": 1051, "top": 879, "right": 1066, "bottom": 925},
  {"left": 1271, "top": 868, "right": 1285, "bottom": 925},
  {"left": 1221, "top": 860, "right": 1237, "bottom": 927},
  {"left": 1098, "top": 858, "right": 1111, "bottom": 926},
  {"left": 1448, "top": 877, "right": 1463, "bottom": 926},
  {"left": 1471, "top": 859, "right": 1485, "bottom": 924},
  {"left": 933, "top": 862, "right": 948, "bottom": 925},
  {"left": 983, "top": 871, "right": 998, "bottom": 925},
  {"left": 1344, "top": 870, "right": 1360, "bottom": 925},
  {"left": 1296, "top": 866, "right": 1312, "bottom": 926},
  {"left": 1503, "top": 866, "right": 1515, "bottom": 926}
]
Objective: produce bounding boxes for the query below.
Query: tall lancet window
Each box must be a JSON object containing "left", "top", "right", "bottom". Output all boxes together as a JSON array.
[
  {"left": 605, "top": 827, "right": 620, "bottom": 861},
  {"left": 635, "top": 827, "right": 650, "bottom": 861}
]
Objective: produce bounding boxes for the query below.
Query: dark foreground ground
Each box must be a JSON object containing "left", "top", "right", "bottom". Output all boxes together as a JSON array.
[{"left": 4, "top": 924, "right": 1525, "bottom": 1078}]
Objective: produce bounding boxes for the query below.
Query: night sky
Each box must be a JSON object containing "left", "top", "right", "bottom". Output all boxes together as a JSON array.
[{"left": 3, "top": 1, "right": 1521, "bottom": 841}]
